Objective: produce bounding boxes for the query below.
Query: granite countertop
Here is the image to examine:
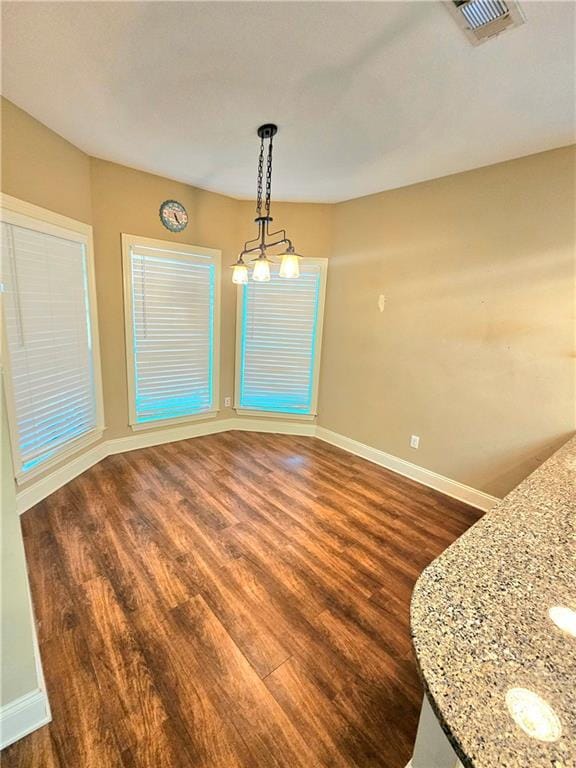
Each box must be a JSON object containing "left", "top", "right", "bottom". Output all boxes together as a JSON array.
[{"left": 411, "top": 435, "right": 576, "bottom": 768}]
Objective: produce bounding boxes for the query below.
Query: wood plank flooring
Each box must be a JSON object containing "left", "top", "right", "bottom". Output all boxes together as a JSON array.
[{"left": 3, "top": 432, "right": 482, "bottom": 768}]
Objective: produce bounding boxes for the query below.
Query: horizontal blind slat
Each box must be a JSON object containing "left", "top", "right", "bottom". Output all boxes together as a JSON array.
[
  {"left": 2, "top": 221, "right": 98, "bottom": 471},
  {"left": 239, "top": 264, "right": 321, "bottom": 414},
  {"left": 130, "top": 249, "right": 215, "bottom": 424}
]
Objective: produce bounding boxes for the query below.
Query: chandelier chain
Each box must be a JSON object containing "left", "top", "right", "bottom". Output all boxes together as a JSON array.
[
  {"left": 265, "top": 135, "right": 274, "bottom": 217},
  {"left": 256, "top": 136, "right": 265, "bottom": 217}
]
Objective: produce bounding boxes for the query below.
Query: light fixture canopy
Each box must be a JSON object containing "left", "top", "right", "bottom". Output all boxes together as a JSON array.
[{"left": 233, "top": 124, "right": 305, "bottom": 283}]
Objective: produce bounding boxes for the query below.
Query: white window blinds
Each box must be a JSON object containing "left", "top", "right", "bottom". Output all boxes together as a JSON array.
[
  {"left": 2, "top": 220, "right": 101, "bottom": 476},
  {"left": 124, "top": 239, "right": 220, "bottom": 426},
  {"left": 236, "top": 260, "right": 327, "bottom": 416}
]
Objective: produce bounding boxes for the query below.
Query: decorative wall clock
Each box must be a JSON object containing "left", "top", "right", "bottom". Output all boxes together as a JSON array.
[{"left": 159, "top": 200, "right": 188, "bottom": 232}]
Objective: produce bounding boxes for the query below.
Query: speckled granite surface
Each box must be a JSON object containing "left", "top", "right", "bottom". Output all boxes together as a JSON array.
[{"left": 411, "top": 435, "right": 576, "bottom": 768}]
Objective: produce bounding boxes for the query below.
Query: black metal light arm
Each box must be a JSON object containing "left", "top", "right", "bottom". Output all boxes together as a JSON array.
[
  {"left": 240, "top": 238, "right": 292, "bottom": 258},
  {"left": 265, "top": 219, "right": 291, "bottom": 243},
  {"left": 240, "top": 214, "right": 293, "bottom": 259}
]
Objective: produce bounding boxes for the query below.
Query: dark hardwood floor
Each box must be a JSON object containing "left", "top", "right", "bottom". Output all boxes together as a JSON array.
[{"left": 3, "top": 432, "right": 482, "bottom": 768}]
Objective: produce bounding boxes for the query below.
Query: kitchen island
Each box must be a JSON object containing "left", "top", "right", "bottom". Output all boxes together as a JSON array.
[{"left": 410, "top": 435, "right": 576, "bottom": 768}]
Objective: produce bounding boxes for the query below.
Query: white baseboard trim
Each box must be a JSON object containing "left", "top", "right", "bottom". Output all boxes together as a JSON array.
[
  {"left": 17, "top": 419, "right": 499, "bottom": 515},
  {"left": 0, "top": 688, "right": 51, "bottom": 750},
  {"left": 233, "top": 417, "right": 317, "bottom": 437},
  {"left": 315, "top": 427, "right": 499, "bottom": 512},
  {"left": 107, "top": 418, "right": 236, "bottom": 455},
  {"left": 16, "top": 440, "right": 108, "bottom": 515}
]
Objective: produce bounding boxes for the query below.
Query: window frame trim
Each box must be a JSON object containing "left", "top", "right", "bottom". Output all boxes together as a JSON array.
[
  {"left": 121, "top": 233, "right": 222, "bottom": 431},
  {"left": 0, "top": 194, "right": 105, "bottom": 483},
  {"left": 234, "top": 256, "right": 328, "bottom": 420}
]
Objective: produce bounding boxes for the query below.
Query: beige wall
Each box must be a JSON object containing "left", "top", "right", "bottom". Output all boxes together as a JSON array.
[
  {"left": 90, "top": 164, "right": 333, "bottom": 439},
  {"left": 0, "top": 99, "right": 333, "bottom": 449},
  {"left": 1, "top": 388, "right": 38, "bottom": 705},
  {"left": 320, "top": 146, "right": 576, "bottom": 496},
  {"left": 1, "top": 97, "right": 574, "bottom": 502},
  {"left": 1, "top": 98, "right": 92, "bottom": 224},
  {"left": 90, "top": 158, "right": 240, "bottom": 438},
  {"left": 1, "top": 99, "right": 100, "bottom": 492}
]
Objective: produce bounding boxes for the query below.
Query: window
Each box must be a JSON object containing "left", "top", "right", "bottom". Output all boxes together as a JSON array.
[
  {"left": 1, "top": 196, "right": 104, "bottom": 481},
  {"left": 235, "top": 259, "right": 327, "bottom": 418},
  {"left": 122, "top": 235, "right": 221, "bottom": 429}
]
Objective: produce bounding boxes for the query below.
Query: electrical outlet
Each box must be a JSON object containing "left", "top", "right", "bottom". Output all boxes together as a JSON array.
[
  {"left": 410, "top": 435, "right": 420, "bottom": 449},
  {"left": 224, "top": 396, "right": 232, "bottom": 408}
]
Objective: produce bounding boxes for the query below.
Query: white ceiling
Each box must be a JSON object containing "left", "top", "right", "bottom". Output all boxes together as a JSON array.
[{"left": 2, "top": 1, "right": 575, "bottom": 202}]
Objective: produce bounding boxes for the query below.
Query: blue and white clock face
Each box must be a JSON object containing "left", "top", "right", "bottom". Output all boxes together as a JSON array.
[{"left": 160, "top": 200, "right": 188, "bottom": 232}]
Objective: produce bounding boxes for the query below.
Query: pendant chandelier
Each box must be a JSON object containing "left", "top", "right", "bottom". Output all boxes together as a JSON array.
[{"left": 231, "top": 124, "right": 303, "bottom": 284}]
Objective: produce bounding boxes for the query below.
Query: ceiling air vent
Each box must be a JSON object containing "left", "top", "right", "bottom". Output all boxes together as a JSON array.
[{"left": 446, "top": 0, "right": 525, "bottom": 45}]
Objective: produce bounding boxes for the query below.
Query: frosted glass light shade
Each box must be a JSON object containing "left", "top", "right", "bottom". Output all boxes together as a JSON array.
[
  {"left": 252, "top": 258, "right": 271, "bottom": 282},
  {"left": 232, "top": 263, "right": 248, "bottom": 284},
  {"left": 279, "top": 252, "right": 300, "bottom": 278}
]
